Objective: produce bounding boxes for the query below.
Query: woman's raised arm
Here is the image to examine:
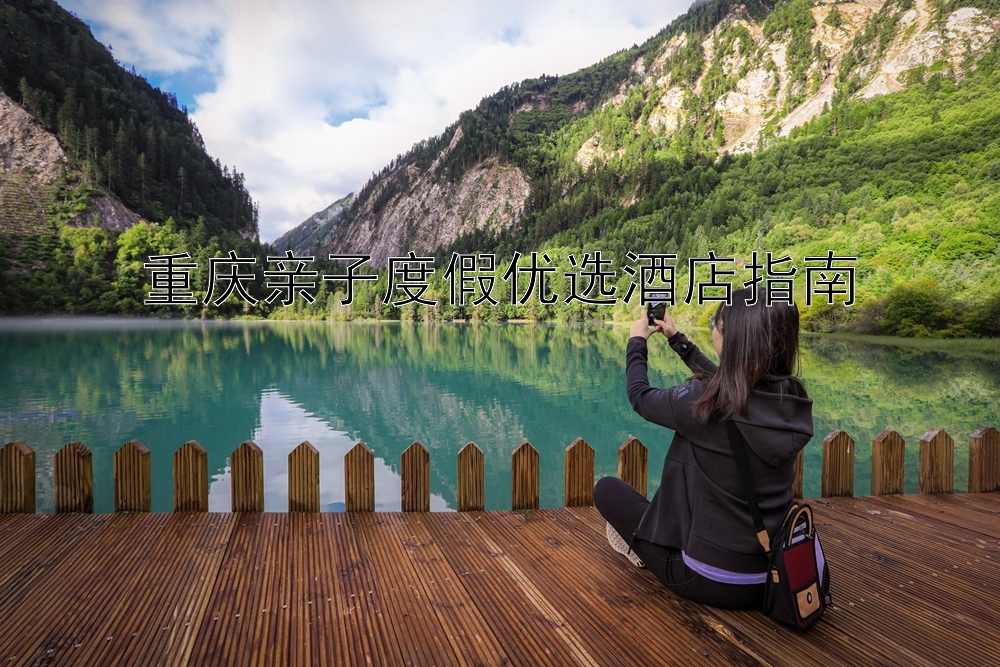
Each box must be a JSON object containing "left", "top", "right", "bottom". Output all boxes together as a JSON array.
[
  {"left": 625, "top": 336, "right": 681, "bottom": 431},
  {"left": 666, "top": 331, "right": 718, "bottom": 377}
]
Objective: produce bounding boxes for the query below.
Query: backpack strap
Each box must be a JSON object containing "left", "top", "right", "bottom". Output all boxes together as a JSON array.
[{"left": 724, "top": 420, "right": 771, "bottom": 554}]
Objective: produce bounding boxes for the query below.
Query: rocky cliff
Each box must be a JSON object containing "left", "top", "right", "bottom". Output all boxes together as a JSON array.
[
  {"left": 0, "top": 90, "right": 139, "bottom": 237},
  {"left": 324, "top": 127, "right": 530, "bottom": 266},
  {"left": 602, "top": 0, "right": 999, "bottom": 155},
  {"left": 272, "top": 193, "right": 353, "bottom": 255}
]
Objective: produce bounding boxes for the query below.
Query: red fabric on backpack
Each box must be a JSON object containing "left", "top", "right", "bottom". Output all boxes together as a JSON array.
[{"left": 783, "top": 540, "right": 818, "bottom": 591}]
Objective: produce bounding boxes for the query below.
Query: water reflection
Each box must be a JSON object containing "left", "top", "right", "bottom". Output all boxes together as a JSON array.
[{"left": 0, "top": 319, "right": 997, "bottom": 512}]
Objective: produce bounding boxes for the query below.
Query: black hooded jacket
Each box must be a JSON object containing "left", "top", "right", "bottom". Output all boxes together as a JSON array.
[{"left": 626, "top": 331, "right": 814, "bottom": 574}]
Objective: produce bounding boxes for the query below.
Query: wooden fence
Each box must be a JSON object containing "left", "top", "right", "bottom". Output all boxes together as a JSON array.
[{"left": 1, "top": 426, "right": 999, "bottom": 514}]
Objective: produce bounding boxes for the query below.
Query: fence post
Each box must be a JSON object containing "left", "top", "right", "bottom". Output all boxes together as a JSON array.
[
  {"left": 457, "top": 442, "right": 485, "bottom": 511},
  {"left": 0, "top": 441, "right": 35, "bottom": 514},
  {"left": 919, "top": 428, "right": 954, "bottom": 494},
  {"left": 565, "top": 438, "right": 594, "bottom": 507},
  {"left": 793, "top": 449, "right": 804, "bottom": 500},
  {"left": 969, "top": 426, "right": 1000, "bottom": 494},
  {"left": 345, "top": 441, "right": 374, "bottom": 512},
  {"left": 231, "top": 440, "right": 264, "bottom": 511},
  {"left": 174, "top": 440, "right": 208, "bottom": 512},
  {"left": 401, "top": 441, "right": 430, "bottom": 512},
  {"left": 55, "top": 441, "right": 93, "bottom": 514},
  {"left": 617, "top": 436, "right": 647, "bottom": 498},
  {"left": 511, "top": 441, "right": 539, "bottom": 510},
  {"left": 289, "top": 441, "right": 320, "bottom": 512},
  {"left": 822, "top": 430, "right": 854, "bottom": 498},
  {"left": 871, "top": 429, "right": 905, "bottom": 496},
  {"left": 114, "top": 440, "right": 151, "bottom": 512}
]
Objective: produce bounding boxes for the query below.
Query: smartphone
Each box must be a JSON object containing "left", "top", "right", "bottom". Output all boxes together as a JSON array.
[{"left": 647, "top": 293, "right": 669, "bottom": 326}]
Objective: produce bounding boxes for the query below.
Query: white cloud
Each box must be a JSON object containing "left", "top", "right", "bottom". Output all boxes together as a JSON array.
[
  {"left": 63, "top": 0, "right": 690, "bottom": 242},
  {"left": 66, "top": 0, "right": 229, "bottom": 73}
]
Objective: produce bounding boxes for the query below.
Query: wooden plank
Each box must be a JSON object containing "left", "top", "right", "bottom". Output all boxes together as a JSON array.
[
  {"left": 511, "top": 441, "right": 539, "bottom": 511},
  {"left": 808, "top": 500, "right": 1000, "bottom": 666},
  {"left": 564, "top": 437, "right": 594, "bottom": 507},
  {"left": 54, "top": 441, "right": 93, "bottom": 513},
  {"left": 617, "top": 436, "right": 647, "bottom": 498},
  {"left": 871, "top": 429, "right": 905, "bottom": 496},
  {"left": 287, "top": 514, "right": 350, "bottom": 667},
  {"left": 174, "top": 440, "right": 209, "bottom": 512},
  {"left": 231, "top": 440, "right": 264, "bottom": 512},
  {"left": 188, "top": 514, "right": 268, "bottom": 665},
  {"left": 456, "top": 442, "right": 484, "bottom": 512},
  {"left": 401, "top": 442, "right": 430, "bottom": 512},
  {"left": 245, "top": 514, "right": 291, "bottom": 667},
  {"left": 793, "top": 448, "right": 804, "bottom": 500},
  {"left": 486, "top": 508, "right": 763, "bottom": 666},
  {"left": 383, "top": 513, "right": 510, "bottom": 665},
  {"left": 326, "top": 513, "right": 405, "bottom": 665},
  {"left": 830, "top": 496, "right": 1000, "bottom": 558},
  {"left": 0, "top": 515, "right": 113, "bottom": 612},
  {"left": 919, "top": 428, "right": 954, "bottom": 494},
  {"left": 818, "top": 498, "right": 1000, "bottom": 594},
  {"left": 0, "top": 441, "right": 34, "bottom": 514},
  {"left": 0, "top": 515, "right": 52, "bottom": 567},
  {"left": 139, "top": 514, "right": 237, "bottom": 667},
  {"left": 875, "top": 493, "right": 1000, "bottom": 541},
  {"left": 821, "top": 430, "right": 854, "bottom": 498},
  {"left": 288, "top": 441, "right": 320, "bottom": 513},
  {"left": 344, "top": 441, "right": 374, "bottom": 512},
  {"left": 353, "top": 514, "right": 460, "bottom": 665},
  {"left": 114, "top": 439, "right": 151, "bottom": 513},
  {"left": 815, "top": 498, "right": 1000, "bottom": 598},
  {"left": 423, "top": 512, "right": 602, "bottom": 666},
  {"left": 1, "top": 499, "right": 1000, "bottom": 664},
  {"left": 969, "top": 425, "right": 1000, "bottom": 494},
  {"left": 0, "top": 514, "right": 160, "bottom": 663},
  {"left": 567, "top": 506, "right": 888, "bottom": 667},
  {"left": 952, "top": 491, "right": 1000, "bottom": 511},
  {"left": 75, "top": 514, "right": 236, "bottom": 667}
]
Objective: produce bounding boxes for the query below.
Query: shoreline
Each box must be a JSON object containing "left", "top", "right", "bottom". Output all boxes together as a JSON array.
[{"left": 0, "top": 315, "right": 998, "bottom": 352}]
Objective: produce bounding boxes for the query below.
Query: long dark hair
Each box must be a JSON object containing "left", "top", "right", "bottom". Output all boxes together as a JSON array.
[{"left": 691, "top": 288, "right": 806, "bottom": 423}]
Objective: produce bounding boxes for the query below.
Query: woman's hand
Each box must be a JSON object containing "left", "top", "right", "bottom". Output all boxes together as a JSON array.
[
  {"left": 656, "top": 306, "right": 678, "bottom": 338},
  {"left": 629, "top": 318, "right": 659, "bottom": 339},
  {"left": 629, "top": 305, "right": 679, "bottom": 340}
]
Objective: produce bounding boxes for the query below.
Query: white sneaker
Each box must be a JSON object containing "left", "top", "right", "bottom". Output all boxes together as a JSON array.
[{"left": 606, "top": 522, "right": 645, "bottom": 568}]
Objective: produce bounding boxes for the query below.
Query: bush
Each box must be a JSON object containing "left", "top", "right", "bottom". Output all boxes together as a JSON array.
[
  {"left": 967, "top": 293, "right": 1000, "bottom": 338},
  {"left": 932, "top": 232, "right": 996, "bottom": 260},
  {"left": 880, "top": 279, "right": 962, "bottom": 337}
]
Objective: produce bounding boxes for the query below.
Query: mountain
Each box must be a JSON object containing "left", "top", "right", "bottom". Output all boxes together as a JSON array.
[
  {"left": 312, "top": 0, "right": 999, "bottom": 271},
  {"left": 272, "top": 194, "right": 353, "bottom": 256},
  {"left": 0, "top": 0, "right": 258, "bottom": 240},
  {"left": 0, "top": 0, "right": 268, "bottom": 315}
]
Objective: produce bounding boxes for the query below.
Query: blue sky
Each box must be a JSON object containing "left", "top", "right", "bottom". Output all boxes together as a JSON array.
[{"left": 62, "top": 0, "right": 690, "bottom": 242}]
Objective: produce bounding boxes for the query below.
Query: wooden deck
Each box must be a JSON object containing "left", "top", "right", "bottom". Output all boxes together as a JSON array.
[{"left": 0, "top": 494, "right": 999, "bottom": 666}]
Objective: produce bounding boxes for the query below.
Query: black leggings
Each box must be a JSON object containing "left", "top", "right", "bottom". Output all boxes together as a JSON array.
[{"left": 593, "top": 476, "right": 764, "bottom": 610}]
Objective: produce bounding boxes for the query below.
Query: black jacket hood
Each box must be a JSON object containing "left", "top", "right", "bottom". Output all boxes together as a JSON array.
[{"left": 732, "top": 389, "right": 814, "bottom": 468}]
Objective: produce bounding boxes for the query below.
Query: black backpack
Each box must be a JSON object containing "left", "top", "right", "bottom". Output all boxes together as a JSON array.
[{"left": 725, "top": 421, "right": 831, "bottom": 629}]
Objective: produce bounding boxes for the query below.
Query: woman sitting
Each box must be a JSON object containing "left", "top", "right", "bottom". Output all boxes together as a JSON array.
[{"left": 594, "top": 288, "right": 813, "bottom": 609}]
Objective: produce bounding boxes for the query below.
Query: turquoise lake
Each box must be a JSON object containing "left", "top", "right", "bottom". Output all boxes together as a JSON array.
[{"left": 0, "top": 319, "right": 997, "bottom": 512}]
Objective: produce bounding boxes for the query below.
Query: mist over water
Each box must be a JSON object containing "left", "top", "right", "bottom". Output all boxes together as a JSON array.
[{"left": 1, "top": 319, "right": 997, "bottom": 512}]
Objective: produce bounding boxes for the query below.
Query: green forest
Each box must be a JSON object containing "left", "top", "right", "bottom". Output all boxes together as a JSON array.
[{"left": 1, "top": 0, "right": 999, "bottom": 340}]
